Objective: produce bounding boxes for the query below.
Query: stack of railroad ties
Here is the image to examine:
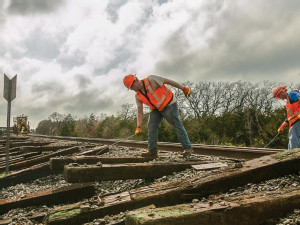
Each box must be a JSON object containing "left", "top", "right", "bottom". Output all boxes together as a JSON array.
[{"left": 0, "top": 135, "right": 299, "bottom": 225}]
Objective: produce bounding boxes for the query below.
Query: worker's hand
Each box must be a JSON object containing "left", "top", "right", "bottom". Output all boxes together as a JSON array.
[
  {"left": 183, "top": 87, "right": 191, "bottom": 97},
  {"left": 135, "top": 127, "right": 142, "bottom": 135},
  {"left": 277, "top": 122, "right": 287, "bottom": 134},
  {"left": 277, "top": 127, "right": 284, "bottom": 134}
]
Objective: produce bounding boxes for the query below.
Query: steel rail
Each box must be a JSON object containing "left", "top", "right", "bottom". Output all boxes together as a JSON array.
[{"left": 28, "top": 134, "right": 286, "bottom": 160}]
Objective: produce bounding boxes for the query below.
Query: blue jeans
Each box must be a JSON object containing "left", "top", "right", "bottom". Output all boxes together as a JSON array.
[
  {"left": 288, "top": 120, "right": 300, "bottom": 149},
  {"left": 147, "top": 102, "right": 192, "bottom": 153}
]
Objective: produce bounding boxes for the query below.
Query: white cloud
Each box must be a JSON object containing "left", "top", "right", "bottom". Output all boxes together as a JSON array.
[{"left": 0, "top": 0, "right": 299, "bottom": 128}]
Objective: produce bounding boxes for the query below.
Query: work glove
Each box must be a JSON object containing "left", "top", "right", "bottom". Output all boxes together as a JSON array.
[
  {"left": 183, "top": 87, "right": 191, "bottom": 97},
  {"left": 277, "top": 121, "right": 287, "bottom": 134},
  {"left": 135, "top": 127, "right": 142, "bottom": 135}
]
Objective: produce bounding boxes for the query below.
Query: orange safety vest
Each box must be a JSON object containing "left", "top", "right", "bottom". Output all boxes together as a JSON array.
[
  {"left": 286, "top": 96, "right": 300, "bottom": 127},
  {"left": 136, "top": 76, "right": 173, "bottom": 111}
]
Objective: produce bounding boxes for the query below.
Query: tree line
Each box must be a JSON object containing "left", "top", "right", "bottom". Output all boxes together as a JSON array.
[{"left": 35, "top": 81, "right": 300, "bottom": 149}]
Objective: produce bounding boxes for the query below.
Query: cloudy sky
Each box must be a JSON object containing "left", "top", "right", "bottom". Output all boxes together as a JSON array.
[{"left": 0, "top": 0, "right": 299, "bottom": 128}]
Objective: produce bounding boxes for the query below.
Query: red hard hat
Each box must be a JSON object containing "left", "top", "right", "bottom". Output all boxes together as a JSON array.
[
  {"left": 123, "top": 74, "right": 136, "bottom": 89},
  {"left": 273, "top": 86, "right": 287, "bottom": 99}
]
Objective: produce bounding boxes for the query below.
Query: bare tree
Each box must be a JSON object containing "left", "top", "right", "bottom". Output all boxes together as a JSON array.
[{"left": 117, "top": 103, "right": 136, "bottom": 120}]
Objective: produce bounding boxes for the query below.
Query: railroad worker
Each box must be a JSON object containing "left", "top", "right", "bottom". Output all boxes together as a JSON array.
[
  {"left": 123, "top": 74, "right": 193, "bottom": 158},
  {"left": 273, "top": 86, "right": 300, "bottom": 149}
]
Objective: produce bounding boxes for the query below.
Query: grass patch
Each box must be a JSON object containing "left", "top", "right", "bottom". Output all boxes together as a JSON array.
[
  {"left": 49, "top": 209, "right": 81, "bottom": 219},
  {"left": 273, "top": 149, "right": 300, "bottom": 160}
]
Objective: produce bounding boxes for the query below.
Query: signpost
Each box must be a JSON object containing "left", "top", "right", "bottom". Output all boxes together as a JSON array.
[{"left": 3, "top": 74, "right": 17, "bottom": 174}]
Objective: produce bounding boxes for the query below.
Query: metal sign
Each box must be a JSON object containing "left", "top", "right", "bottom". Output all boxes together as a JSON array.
[
  {"left": 3, "top": 74, "right": 17, "bottom": 101},
  {"left": 3, "top": 75, "right": 9, "bottom": 101},
  {"left": 3, "top": 74, "right": 17, "bottom": 174}
]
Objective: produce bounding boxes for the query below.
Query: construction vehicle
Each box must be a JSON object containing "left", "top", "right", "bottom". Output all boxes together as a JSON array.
[{"left": 13, "top": 114, "right": 30, "bottom": 134}]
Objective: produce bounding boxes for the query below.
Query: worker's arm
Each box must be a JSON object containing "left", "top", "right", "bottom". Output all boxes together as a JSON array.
[
  {"left": 278, "top": 120, "right": 288, "bottom": 133},
  {"left": 163, "top": 78, "right": 185, "bottom": 90},
  {"left": 137, "top": 104, "right": 143, "bottom": 128},
  {"left": 164, "top": 78, "right": 191, "bottom": 97},
  {"left": 134, "top": 104, "right": 144, "bottom": 135}
]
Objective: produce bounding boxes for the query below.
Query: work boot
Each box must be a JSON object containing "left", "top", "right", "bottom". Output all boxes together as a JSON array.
[
  {"left": 141, "top": 151, "right": 158, "bottom": 158},
  {"left": 182, "top": 149, "right": 193, "bottom": 158}
]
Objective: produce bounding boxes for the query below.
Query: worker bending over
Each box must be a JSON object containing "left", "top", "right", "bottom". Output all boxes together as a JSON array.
[
  {"left": 273, "top": 86, "right": 300, "bottom": 149},
  {"left": 123, "top": 74, "right": 193, "bottom": 158}
]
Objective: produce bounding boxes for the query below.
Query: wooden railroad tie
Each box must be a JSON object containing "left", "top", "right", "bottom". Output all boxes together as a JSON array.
[
  {"left": 46, "top": 149, "right": 300, "bottom": 225},
  {"left": 63, "top": 161, "right": 209, "bottom": 183}
]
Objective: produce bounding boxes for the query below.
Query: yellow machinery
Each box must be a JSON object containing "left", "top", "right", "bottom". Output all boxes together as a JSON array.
[{"left": 13, "top": 115, "right": 30, "bottom": 134}]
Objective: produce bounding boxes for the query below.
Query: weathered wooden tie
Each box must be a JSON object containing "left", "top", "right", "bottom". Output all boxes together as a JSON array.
[
  {"left": 0, "top": 146, "right": 76, "bottom": 159},
  {"left": 46, "top": 149, "right": 300, "bottom": 225},
  {"left": 0, "top": 154, "right": 38, "bottom": 166},
  {"left": 191, "top": 162, "right": 228, "bottom": 170},
  {"left": 64, "top": 161, "right": 204, "bottom": 183},
  {"left": 50, "top": 156, "right": 153, "bottom": 171},
  {"left": 0, "top": 146, "right": 24, "bottom": 154},
  {"left": 0, "top": 139, "right": 25, "bottom": 145},
  {"left": 125, "top": 188, "right": 300, "bottom": 225},
  {"left": 182, "top": 149, "right": 300, "bottom": 197},
  {"left": 0, "top": 147, "right": 23, "bottom": 155},
  {"left": 0, "top": 183, "right": 95, "bottom": 214},
  {"left": 19, "top": 145, "right": 75, "bottom": 152},
  {"left": 0, "top": 163, "right": 54, "bottom": 188},
  {"left": 0, "top": 145, "right": 76, "bottom": 156},
  {"left": 76, "top": 145, "right": 110, "bottom": 156},
  {"left": 0, "top": 136, "right": 28, "bottom": 141},
  {"left": 10, "top": 142, "right": 52, "bottom": 147},
  {"left": 0, "top": 151, "right": 41, "bottom": 160},
  {"left": 0, "top": 151, "right": 52, "bottom": 165},
  {"left": 0, "top": 146, "right": 80, "bottom": 172},
  {"left": 0, "top": 212, "right": 47, "bottom": 225}
]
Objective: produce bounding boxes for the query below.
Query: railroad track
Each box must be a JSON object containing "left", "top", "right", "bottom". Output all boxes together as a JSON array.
[
  {"left": 28, "top": 134, "right": 285, "bottom": 160},
  {"left": 0, "top": 135, "right": 298, "bottom": 225}
]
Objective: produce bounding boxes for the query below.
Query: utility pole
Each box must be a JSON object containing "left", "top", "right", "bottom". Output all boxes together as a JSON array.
[{"left": 3, "top": 74, "right": 17, "bottom": 174}]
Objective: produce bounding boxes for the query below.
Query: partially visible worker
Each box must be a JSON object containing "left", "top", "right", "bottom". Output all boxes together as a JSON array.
[
  {"left": 123, "top": 74, "right": 193, "bottom": 158},
  {"left": 273, "top": 86, "right": 300, "bottom": 149}
]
